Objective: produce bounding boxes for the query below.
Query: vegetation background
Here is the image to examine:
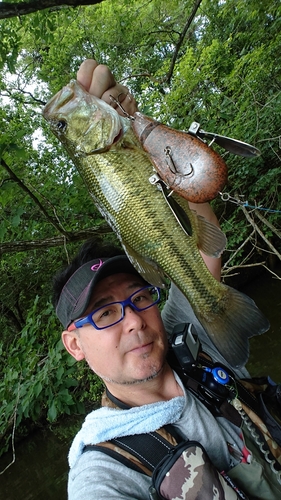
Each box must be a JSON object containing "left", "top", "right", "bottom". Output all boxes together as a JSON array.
[{"left": 0, "top": 0, "right": 280, "bottom": 456}]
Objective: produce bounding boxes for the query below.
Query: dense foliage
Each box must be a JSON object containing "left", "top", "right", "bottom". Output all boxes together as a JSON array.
[{"left": 0, "top": 0, "right": 280, "bottom": 455}]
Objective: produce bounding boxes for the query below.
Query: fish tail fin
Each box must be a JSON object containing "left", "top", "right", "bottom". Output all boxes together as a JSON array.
[{"left": 196, "top": 285, "right": 270, "bottom": 368}]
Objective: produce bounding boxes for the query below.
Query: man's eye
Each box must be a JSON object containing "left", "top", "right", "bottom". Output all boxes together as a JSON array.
[
  {"left": 97, "top": 305, "right": 120, "bottom": 319},
  {"left": 134, "top": 294, "right": 143, "bottom": 302},
  {"left": 133, "top": 293, "right": 149, "bottom": 304},
  {"left": 100, "top": 308, "right": 113, "bottom": 318}
]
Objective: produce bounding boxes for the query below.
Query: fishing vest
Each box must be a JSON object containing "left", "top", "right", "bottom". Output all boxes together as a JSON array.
[{"left": 84, "top": 354, "right": 281, "bottom": 500}]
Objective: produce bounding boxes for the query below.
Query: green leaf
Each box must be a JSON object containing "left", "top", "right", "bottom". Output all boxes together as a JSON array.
[
  {"left": 47, "top": 401, "right": 57, "bottom": 422},
  {"left": 33, "top": 381, "right": 43, "bottom": 397}
]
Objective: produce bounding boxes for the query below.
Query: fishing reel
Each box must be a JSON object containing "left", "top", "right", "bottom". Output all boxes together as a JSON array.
[{"left": 168, "top": 323, "right": 237, "bottom": 416}]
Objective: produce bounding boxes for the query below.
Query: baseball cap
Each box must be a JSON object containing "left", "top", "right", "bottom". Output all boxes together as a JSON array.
[{"left": 56, "top": 256, "right": 144, "bottom": 329}]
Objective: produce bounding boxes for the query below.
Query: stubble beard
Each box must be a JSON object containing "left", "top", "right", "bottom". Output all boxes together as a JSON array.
[{"left": 86, "top": 355, "right": 166, "bottom": 386}]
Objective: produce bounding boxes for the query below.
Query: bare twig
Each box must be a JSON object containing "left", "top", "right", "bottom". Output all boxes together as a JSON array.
[
  {"left": 222, "top": 261, "right": 266, "bottom": 278},
  {"left": 240, "top": 204, "right": 281, "bottom": 261},
  {"left": 118, "top": 0, "right": 203, "bottom": 87},
  {"left": 222, "top": 229, "right": 256, "bottom": 269},
  {"left": 260, "top": 264, "right": 281, "bottom": 280},
  {"left": 253, "top": 212, "right": 280, "bottom": 241},
  {"left": 165, "top": 0, "right": 203, "bottom": 84},
  {"left": 0, "top": 374, "right": 22, "bottom": 475}
]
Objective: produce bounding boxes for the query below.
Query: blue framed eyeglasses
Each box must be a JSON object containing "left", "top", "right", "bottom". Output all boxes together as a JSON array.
[{"left": 68, "top": 285, "right": 161, "bottom": 331}]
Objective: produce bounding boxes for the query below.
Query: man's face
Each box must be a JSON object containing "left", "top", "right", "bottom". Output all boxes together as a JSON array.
[{"left": 68, "top": 273, "right": 168, "bottom": 386}]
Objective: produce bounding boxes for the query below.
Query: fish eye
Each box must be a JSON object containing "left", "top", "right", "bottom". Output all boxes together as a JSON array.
[{"left": 56, "top": 119, "right": 67, "bottom": 132}]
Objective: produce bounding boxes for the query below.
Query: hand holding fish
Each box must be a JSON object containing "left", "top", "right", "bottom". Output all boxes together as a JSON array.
[{"left": 77, "top": 59, "right": 138, "bottom": 117}]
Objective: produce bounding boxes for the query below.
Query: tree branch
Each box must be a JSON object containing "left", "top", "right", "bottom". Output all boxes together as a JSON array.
[
  {"left": 254, "top": 209, "right": 281, "bottom": 239},
  {"left": 164, "top": 0, "right": 203, "bottom": 84},
  {"left": 0, "top": 87, "right": 46, "bottom": 106},
  {"left": 0, "top": 0, "right": 104, "bottom": 19},
  {"left": 240, "top": 204, "right": 281, "bottom": 261},
  {"left": 222, "top": 228, "right": 256, "bottom": 271},
  {"left": 1, "top": 158, "right": 68, "bottom": 235},
  {"left": 118, "top": 0, "right": 203, "bottom": 87},
  {"left": 0, "top": 225, "right": 111, "bottom": 256}
]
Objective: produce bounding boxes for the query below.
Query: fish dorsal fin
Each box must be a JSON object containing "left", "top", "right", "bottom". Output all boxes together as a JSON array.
[
  {"left": 121, "top": 241, "right": 168, "bottom": 289},
  {"left": 194, "top": 212, "right": 227, "bottom": 258}
]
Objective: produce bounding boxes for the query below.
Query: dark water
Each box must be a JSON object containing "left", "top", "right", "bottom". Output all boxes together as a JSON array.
[
  {"left": 0, "top": 425, "right": 72, "bottom": 499},
  {"left": 244, "top": 270, "right": 281, "bottom": 381},
  {"left": 0, "top": 271, "right": 280, "bottom": 499}
]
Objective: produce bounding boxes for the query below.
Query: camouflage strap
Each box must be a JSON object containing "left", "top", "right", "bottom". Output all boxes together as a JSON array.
[{"left": 95, "top": 367, "right": 281, "bottom": 498}]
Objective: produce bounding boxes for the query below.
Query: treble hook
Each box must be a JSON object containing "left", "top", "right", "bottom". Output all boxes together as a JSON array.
[{"left": 164, "top": 146, "right": 193, "bottom": 177}]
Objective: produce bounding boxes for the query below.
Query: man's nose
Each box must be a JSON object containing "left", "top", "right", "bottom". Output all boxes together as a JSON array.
[{"left": 123, "top": 305, "right": 145, "bottom": 330}]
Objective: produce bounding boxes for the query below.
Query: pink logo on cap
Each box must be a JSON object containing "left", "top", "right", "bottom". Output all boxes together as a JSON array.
[{"left": 91, "top": 259, "right": 104, "bottom": 272}]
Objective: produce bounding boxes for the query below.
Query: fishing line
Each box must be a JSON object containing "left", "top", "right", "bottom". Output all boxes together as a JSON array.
[{"left": 219, "top": 192, "right": 281, "bottom": 214}]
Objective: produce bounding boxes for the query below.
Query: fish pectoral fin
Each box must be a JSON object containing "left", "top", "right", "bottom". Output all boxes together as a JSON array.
[
  {"left": 122, "top": 242, "right": 168, "bottom": 289},
  {"left": 195, "top": 286, "right": 270, "bottom": 368},
  {"left": 194, "top": 212, "right": 227, "bottom": 258}
]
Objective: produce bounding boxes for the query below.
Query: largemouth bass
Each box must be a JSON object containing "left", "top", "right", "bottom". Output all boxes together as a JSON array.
[{"left": 43, "top": 80, "right": 269, "bottom": 368}]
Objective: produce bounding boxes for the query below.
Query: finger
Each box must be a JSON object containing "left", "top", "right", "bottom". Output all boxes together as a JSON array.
[
  {"left": 77, "top": 60, "right": 138, "bottom": 114},
  {"left": 77, "top": 59, "right": 99, "bottom": 92},
  {"left": 87, "top": 64, "right": 116, "bottom": 98}
]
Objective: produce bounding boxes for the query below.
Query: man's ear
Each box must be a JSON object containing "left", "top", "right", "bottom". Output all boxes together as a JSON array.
[{"left": 61, "top": 330, "right": 85, "bottom": 361}]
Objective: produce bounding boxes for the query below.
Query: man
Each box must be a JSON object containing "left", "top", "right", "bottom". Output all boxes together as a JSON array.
[{"left": 53, "top": 61, "right": 281, "bottom": 499}]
